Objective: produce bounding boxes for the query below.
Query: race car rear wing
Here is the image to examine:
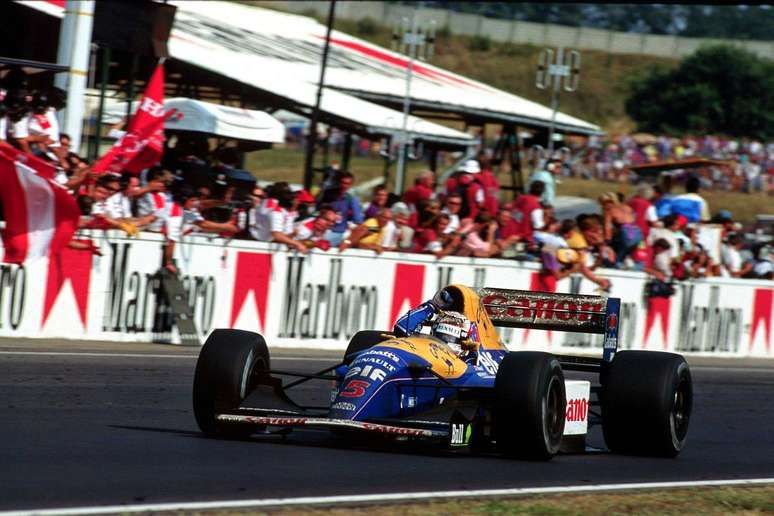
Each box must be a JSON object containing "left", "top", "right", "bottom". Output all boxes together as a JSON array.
[{"left": 478, "top": 288, "right": 621, "bottom": 362}]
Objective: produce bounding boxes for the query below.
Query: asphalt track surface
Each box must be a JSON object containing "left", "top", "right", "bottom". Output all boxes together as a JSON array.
[{"left": 1, "top": 338, "right": 773, "bottom": 513}]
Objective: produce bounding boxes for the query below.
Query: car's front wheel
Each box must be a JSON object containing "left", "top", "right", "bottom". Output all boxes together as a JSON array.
[{"left": 192, "top": 329, "right": 270, "bottom": 438}]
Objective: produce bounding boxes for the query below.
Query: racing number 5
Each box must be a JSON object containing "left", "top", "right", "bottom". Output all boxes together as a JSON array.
[{"left": 340, "top": 380, "right": 369, "bottom": 398}]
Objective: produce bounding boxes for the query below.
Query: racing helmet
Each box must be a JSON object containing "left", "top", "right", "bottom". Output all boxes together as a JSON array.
[{"left": 431, "top": 311, "right": 470, "bottom": 354}]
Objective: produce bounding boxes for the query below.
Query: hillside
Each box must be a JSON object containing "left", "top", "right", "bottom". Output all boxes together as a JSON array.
[{"left": 294, "top": 10, "right": 680, "bottom": 133}]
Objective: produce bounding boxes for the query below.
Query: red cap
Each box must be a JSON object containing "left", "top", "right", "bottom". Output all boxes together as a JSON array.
[
  {"left": 296, "top": 189, "right": 315, "bottom": 204},
  {"left": 676, "top": 215, "right": 689, "bottom": 229}
]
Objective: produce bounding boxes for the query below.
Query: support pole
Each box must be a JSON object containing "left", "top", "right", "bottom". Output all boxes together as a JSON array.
[
  {"left": 125, "top": 53, "right": 139, "bottom": 121},
  {"left": 90, "top": 45, "right": 110, "bottom": 161},
  {"left": 341, "top": 132, "right": 353, "bottom": 172},
  {"left": 59, "top": 0, "right": 95, "bottom": 154},
  {"left": 303, "top": 0, "right": 336, "bottom": 191},
  {"left": 394, "top": 12, "right": 418, "bottom": 196},
  {"left": 546, "top": 46, "right": 564, "bottom": 159}
]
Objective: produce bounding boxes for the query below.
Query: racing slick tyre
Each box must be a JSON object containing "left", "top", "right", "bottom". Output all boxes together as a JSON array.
[
  {"left": 601, "top": 350, "right": 693, "bottom": 457},
  {"left": 494, "top": 352, "right": 566, "bottom": 460},
  {"left": 343, "top": 330, "right": 393, "bottom": 364},
  {"left": 193, "top": 329, "right": 271, "bottom": 438}
]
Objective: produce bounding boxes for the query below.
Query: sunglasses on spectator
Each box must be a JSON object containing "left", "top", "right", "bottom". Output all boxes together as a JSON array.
[{"left": 447, "top": 200, "right": 462, "bottom": 206}]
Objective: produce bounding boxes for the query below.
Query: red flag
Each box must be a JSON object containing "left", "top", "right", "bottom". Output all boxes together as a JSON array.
[
  {"left": 0, "top": 143, "right": 80, "bottom": 263},
  {"left": 93, "top": 61, "right": 167, "bottom": 175}
]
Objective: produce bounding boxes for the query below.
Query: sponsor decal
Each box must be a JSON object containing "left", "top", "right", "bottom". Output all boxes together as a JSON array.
[
  {"left": 230, "top": 251, "right": 272, "bottom": 331},
  {"left": 468, "top": 322, "right": 480, "bottom": 343},
  {"left": 345, "top": 365, "right": 387, "bottom": 382},
  {"left": 389, "top": 263, "right": 425, "bottom": 327},
  {"left": 42, "top": 243, "right": 93, "bottom": 329},
  {"left": 360, "top": 349, "right": 401, "bottom": 363},
  {"left": 103, "top": 243, "right": 215, "bottom": 335},
  {"left": 750, "top": 288, "right": 773, "bottom": 353},
  {"left": 677, "top": 284, "right": 742, "bottom": 353},
  {"left": 643, "top": 296, "right": 670, "bottom": 349},
  {"left": 0, "top": 264, "right": 25, "bottom": 330},
  {"left": 339, "top": 379, "right": 370, "bottom": 398},
  {"left": 352, "top": 356, "right": 397, "bottom": 372},
  {"left": 331, "top": 402, "right": 356, "bottom": 412},
  {"left": 450, "top": 423, "right": 471, "bottom": 447},
  {"left": 607, "top": 313, "right": 617, "bottom": 331},
  {"left": 604, "top": 336, "right": 617, "bottom": 349},
  {"left": 477, "top": 351, "right": 499, "bottom": 376},
  {"left": 565, "top": 398, "right": 588, "bottom": 423},
  {"left": 279, "top": 257, "right": 378, "bottom": 339}
]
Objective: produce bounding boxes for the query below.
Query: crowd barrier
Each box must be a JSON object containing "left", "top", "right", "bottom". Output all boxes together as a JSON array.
[{"left": 0, "top": 230, "right": 772, "bottom": 358}]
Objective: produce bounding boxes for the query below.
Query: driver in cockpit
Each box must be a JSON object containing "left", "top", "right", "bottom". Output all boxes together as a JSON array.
[{"left": 393, "top": 288, "right": 479, "bottom": 362}]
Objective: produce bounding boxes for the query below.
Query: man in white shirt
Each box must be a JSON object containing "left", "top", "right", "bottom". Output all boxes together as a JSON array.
[
  {"left": 250, "top": 182, "right": 307, "bottom": 253},
  {"left": 721, "top": 233, "right": 752, "bottom": 278}
]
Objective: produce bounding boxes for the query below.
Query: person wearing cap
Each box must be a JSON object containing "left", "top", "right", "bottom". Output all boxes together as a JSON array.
[
  {"left": 403, "top": 170, "right": 435, "bottom": 211},
  {"left": 446, "top": 159, "right": 485, "bottom": 220},
  {"left": 537, "top": 245, "right": 582, "bottom": 292}
]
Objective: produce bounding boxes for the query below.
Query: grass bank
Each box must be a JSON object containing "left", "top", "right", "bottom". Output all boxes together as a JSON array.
[{"left": 193, "top": 485, "right": 774, "bottom": 515}]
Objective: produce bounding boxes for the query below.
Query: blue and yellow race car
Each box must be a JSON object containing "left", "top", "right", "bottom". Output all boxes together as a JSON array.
[{"left": 193, "top": 285, "right": 692, "bottom": 459}]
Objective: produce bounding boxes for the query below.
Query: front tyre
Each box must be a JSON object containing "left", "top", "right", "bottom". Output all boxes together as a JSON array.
[
  {"left": 193, "top": 329, "right": 270, "bottom": 438},
  {"left": 343, "top": 330, "right": 393, "bottom": 364},
  {"left": 601, "top": 350, "right": 693, "bottom": 457},
  {"left": 494, "top": 352, "right": 566, "bottom": 460}
]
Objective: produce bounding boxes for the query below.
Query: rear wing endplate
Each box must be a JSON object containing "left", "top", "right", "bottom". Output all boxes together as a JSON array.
[{"left": 478, "top": 288, "right": 621, "bottom": 362}]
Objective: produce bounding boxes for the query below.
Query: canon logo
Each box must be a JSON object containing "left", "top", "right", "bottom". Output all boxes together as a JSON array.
[{"left": 482, "top": 294, "right": 604, "bottom": 322}]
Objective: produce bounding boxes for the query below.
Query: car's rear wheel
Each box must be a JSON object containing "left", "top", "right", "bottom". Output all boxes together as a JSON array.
[
  {"left": 343, "top": 330, "right": 393, "bottom": 364},
  {"left": 494, "top": 352, "right": 566, "bottom": 460},
  {"left": 601, "top": 350, "right": 693, "bottom": 457},
  {"left": 193, "top": 329, "right": 270, "bottom": 438}
]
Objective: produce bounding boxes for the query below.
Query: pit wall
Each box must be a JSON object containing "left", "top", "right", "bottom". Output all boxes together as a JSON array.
[{"left": 0, "top": 230, "right": 772, "bottom": 358}]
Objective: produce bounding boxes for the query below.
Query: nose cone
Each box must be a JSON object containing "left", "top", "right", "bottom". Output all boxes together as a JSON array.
[{"left": 329, "top": 346, "right": 407, "bottom": 420}]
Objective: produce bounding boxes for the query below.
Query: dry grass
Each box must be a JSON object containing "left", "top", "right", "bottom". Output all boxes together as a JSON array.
[{"left": 181, "top": 485, "right": 774, "bottom": 515}]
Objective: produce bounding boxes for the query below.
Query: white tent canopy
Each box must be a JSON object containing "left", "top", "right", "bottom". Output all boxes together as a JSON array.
[
  {"left": 103, "top": 97, "right": 286, "bottom": 143},
  {"left": 21, "top": 0, "right": 599, "bottom": 143}
]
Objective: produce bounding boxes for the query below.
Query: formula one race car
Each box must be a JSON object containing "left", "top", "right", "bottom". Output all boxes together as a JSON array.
[{"left": 192, "top": 285, "right": 693, "bottom": 459}]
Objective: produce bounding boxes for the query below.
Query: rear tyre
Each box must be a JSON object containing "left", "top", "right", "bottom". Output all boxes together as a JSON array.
[
  {"left": 343, "top": 330, "right": 392, "bottom": 364},
  {"left": 494, "top": 352, "right": 566, "bottom": 460},
  {"left": 601, "top": 350, "right": 692, "bottom": 457},
  {"left": 193, "top": 329, "right": 270, "bottom": 438}
]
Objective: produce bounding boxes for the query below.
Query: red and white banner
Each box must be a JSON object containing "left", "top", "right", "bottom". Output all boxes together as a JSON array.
[
  {"left": 0, "top": 230, "right": 771, "bottom": 358},
  {"left": 93, "top": 62, "right": 167, "bottom": 175},
  {"left": 0, "top": 144, "right": 80, "bottom": 263}
]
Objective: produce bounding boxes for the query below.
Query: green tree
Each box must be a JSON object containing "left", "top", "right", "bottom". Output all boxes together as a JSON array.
[{"left": 625, "top": 45, "right": 774, "bottom": 139}]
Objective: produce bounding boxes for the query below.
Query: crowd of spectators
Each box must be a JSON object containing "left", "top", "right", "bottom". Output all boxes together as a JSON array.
[
  {"left": 563, "top": 133, "right": 774, "bottom": 194},
  {"left": 1, "top": 75, "right": 771, "bottom": 283}
]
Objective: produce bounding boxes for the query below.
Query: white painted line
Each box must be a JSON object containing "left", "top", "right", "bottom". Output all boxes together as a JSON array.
[
  {"left": 2, "top": 478, "right": 772, "bottom": 516},
  {"left": 0, "top": 351, "right": 333, "bottom": 362}
]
